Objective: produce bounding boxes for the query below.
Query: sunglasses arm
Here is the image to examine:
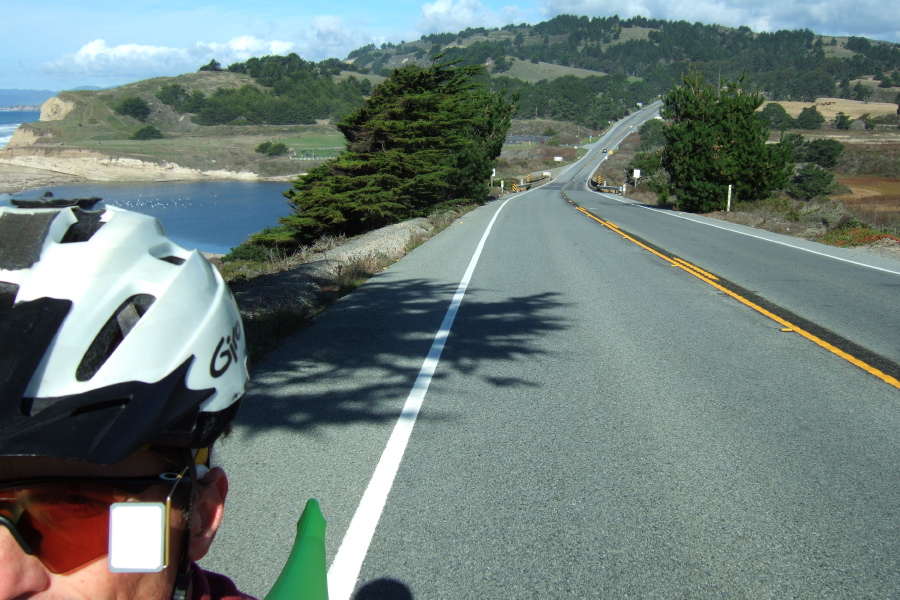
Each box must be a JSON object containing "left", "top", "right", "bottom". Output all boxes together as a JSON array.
[
  {"left": 170, "top": 460, "right": 198, "bottom": 600},
  {"left": 0, "top": 515, "right": 35, "bottom": 555}
]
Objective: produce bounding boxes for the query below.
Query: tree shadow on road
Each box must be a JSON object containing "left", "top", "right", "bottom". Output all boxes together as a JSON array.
[{"left": 231, "top": 274, "right": 571, "bottom": 436}]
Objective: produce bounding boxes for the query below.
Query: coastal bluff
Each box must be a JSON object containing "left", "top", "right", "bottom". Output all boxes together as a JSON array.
[{"left": 1, "top": 88, "right": 305, "bottom": 193}]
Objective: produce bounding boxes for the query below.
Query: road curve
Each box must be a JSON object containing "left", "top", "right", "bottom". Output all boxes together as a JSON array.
[{"left": 203, "top": 105, "right": 900, "bottom": 599}]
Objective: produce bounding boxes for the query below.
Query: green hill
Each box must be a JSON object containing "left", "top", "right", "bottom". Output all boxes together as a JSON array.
[{"left": 5, "top": 14, "right": 899, "bottom": 180}]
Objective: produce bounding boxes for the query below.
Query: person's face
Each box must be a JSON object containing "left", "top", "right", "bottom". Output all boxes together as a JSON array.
[{"left": 0, "top": 450, "right": 228, "bottom": 600}]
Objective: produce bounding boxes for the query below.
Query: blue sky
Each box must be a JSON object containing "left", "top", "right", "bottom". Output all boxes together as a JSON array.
[{"left": 2, "top": 0, "right": 899, "bottom": 91}]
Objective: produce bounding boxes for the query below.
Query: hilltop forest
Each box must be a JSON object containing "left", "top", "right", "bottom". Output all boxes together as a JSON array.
[{"left": 155, "top": 15, "right": 899, "bottom": 131}]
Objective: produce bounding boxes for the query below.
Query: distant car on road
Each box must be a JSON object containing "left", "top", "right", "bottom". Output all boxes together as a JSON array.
[{"left": 602, "top": 148, "right": 608, "bottom": 153}]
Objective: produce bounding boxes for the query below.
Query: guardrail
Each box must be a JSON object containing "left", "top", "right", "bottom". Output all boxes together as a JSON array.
[
  {"left": 506, "top": 171, "right": 552, "bottom": 193},
  {"left": 589, "top": 176, "right": 623, "bottom": 194}
]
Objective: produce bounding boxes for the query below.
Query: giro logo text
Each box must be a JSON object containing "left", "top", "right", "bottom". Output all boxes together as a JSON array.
[{"left": 210, "top": 322, "right": 242, "bottom": 378}]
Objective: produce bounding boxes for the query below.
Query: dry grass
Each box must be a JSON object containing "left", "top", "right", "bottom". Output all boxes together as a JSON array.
[
  {"left": 222, "top": 206, "right": 476, "bottom": 361},
  {"left": 215, "top": 234, "right": 348, "bottom": 282},
  {"left": 496, "top": 143, "right": 579, "bottom": 178},
  {"left": 761, "top": 98, "right": 898, "bottom": 120},
  {"left": 500, "top": 60, "right": 607, "bottom": 83},
  {"left": 834, "top": 175, "right": 900, "bottom": 231}
]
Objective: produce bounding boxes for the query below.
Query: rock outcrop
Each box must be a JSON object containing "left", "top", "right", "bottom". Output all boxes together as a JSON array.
[{"left": 40, "top": 97, "right": 76, "bottom": 121}]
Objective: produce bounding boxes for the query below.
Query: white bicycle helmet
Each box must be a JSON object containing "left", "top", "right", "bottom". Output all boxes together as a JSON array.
[{"left": 0, "top": 198, "right": 248, "bottom": 464}]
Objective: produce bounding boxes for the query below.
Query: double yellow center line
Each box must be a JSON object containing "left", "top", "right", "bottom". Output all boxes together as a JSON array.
[{"left": 574, "top": 206, "right": 900, "bottom": 391}]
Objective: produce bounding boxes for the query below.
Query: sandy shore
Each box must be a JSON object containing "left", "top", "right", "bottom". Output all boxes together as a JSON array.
[
  {"left": 0, "top": 150, "right": 297, "bottom": 195},
  {"left": 0, "top": 162, "right": 86, "bottom": 194}
]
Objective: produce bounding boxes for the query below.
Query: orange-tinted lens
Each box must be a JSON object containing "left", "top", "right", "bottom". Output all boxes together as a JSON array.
[
  {"left": 4, "top": 484, "right": 114, "bottom": 574},
  {"left": 1, "top": 480, "right": 173, "bottom": 574}
]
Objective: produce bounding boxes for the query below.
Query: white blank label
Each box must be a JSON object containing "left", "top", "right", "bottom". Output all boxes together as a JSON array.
[{"left": 108, "top": 503, "right": 166, "bottom": 572}]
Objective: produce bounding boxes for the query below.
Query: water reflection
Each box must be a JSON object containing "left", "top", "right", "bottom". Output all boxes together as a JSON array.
[{"left": 1, "top": 180, "right": 295, "bottom": 254}]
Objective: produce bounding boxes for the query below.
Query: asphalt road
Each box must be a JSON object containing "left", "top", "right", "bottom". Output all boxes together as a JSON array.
[{"left": 203, "top": 106, "right": 900, "bottom": 599}]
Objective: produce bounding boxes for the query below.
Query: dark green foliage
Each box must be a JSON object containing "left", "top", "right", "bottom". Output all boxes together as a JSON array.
[
  {"left": 347, "top": 16, "right": 900, "bottom": 111},
  {"left": 132, "top": 125, "right": 163, "bottom": 139},
  {"left": 222, "top": 242, "right": 270, "bottom": 262},
  {"left": 758, "top": 103, "right": 796, "bottom": 130},
  {"left": 783, "top": 134, "right": 844, "bottom": 169},
  {"left": 833, "top": 111, "right": 852, "bottom": 129},
  {"left": 780, "top": 132, "right": 805, "bottom": 161},
  {"left": 638, "top": 118, "right": 666, "bottom": 150},
  {"left": 255, "top": 141, "right": 273, "bottom": 153},
  {"left": 661, "top": 70, "right": 792, "bottom": 213},
  {"left": 266, "top": 142, "right": 288, "bottom": 156},
  {"left": 798, "top": 138, "right": 844, "bottom": 168},
  {"left": 280, "top": 61, "right": 516, "bottom": 244},
  {"left": 787, "top": 163, "right": 836, "bottom": 200},
  {"left": 114, "top": 97, "right": 151, "bottom": 121},
  {"left": 853, "top": 82, "right": 873, "bottom": 102},
  {"left": 199, "top": 59, "right": 223, "bottom": 72},
  {"left": 542, "top": 127, "right": 558, "bottom": 136},
  {"left": 156, "top": 84, "right": 207, "bottom": 113},
  {"left": 189, "top": 56, "right": 372, "bottom": 126},
  {"left": 156, "top": 83, "right": 186, "bottom": 106},
  {"left": 628, "top": 149, "right": 669, "bottom": 194},
  {"left": 494, "top": 73, "right": 641, "bottom": 128},
  {"left": 796, "top": 106, "right": 826, "bottom": 129}
]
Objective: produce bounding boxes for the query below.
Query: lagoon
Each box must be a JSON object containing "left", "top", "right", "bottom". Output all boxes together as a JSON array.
[{"left": 0, "top": 180, "right": 295, "bottom": 255}]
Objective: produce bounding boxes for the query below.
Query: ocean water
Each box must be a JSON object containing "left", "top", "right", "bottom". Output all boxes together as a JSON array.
[
  {"left": 0, "top": 110, "right": 40, "bottom": 147},
  {"left": 1, "top": 180, "right": 296, "bottom": 255},
  {"left": 0, "top": 111, "right": 297, "bottom": 254}
]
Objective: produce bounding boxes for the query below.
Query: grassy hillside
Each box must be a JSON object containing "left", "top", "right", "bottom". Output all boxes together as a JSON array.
[
  {"left": 6, "top": 15, "right": 900, "bottom": 181},
  {"left": 500, "top": 59, "right": 607, "bottom": 82},
  {"left": 6, "top": 71, "right": 349, "bottom": 176}
]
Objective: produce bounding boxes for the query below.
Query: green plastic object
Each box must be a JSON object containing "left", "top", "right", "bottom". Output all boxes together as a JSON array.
[{"left": 264, "top": 499, "right": 328, "bottom": 600}]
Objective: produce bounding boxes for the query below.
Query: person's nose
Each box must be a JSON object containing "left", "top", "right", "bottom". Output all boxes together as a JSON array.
[{"left": 0, "top": 525, "right": 50, "bottom": 598}]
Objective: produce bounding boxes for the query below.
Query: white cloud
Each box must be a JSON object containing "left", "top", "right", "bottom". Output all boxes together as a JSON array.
[
  {"left": 40, "top": 36, "right": 296, "bottom": 81},
  {"left": 292, "top": 16, "right": 373, "bottom": 59},
  {"left": 536, "top": 0, "right": 900, "bottom": 41},
  {"left": 416, "top": 0, "right": 510, "bottom": 34}
]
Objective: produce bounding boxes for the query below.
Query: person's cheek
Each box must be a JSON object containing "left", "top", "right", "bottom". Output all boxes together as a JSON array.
[{"left": 0, "top": 529, "right": 51, "bottom": 599}]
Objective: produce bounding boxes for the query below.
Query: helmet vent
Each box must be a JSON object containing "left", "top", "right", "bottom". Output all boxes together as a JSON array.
[
  {"left": 0, "top": 211, "right": 56, "bottom": 270},
  {"left": 76, "top": 294, "right": 156, "bottom": 381},
  {"left": 69, "top": 398, "right": 129, "bottom": 418},
  {"left": 0, "top": 282, "right": 18, "bottom": 310},
  {"left": 159, "top": 255, "right": 186, "bottom": 265},
  {"left": 60, "top": 210, "right": 105, "bottom": 243}
]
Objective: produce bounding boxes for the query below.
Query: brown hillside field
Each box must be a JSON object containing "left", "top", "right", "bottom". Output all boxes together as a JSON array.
[
  {"left": 834, "top": 176, "right": 900, "bottom": 229},
  {"left": 763, "top": 98, "right": 898, "bottom": 120}
]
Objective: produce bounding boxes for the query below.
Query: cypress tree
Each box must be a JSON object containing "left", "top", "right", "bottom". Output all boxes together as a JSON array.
[
  {"left": 662, "top": 70, "right": 792, "bottom": 213},
  {"left": 277, "top": 61, "right": 517, "bottom": 244}
]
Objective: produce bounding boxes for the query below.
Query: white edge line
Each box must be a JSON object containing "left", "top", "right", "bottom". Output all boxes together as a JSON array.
[
  {"left": 326, "top": 196, "right": 514, "bottom": 600},
  {"left": 583, "top": 191, "right": 900, "bottom": 277}
]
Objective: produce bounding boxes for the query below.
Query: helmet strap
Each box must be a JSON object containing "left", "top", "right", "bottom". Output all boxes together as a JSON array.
[{"left": 171, "top": 448, "right": 198, "bottom": 600}]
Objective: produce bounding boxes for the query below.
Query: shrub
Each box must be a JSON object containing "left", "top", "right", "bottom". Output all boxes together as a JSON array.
[
  {"left": 796, "top": 105, "right": 825, "bottom": 130},
  {"left": 759, "top": 102, "right": 795, "bottom": 130},
  {"left": 833, "top": 112, "right": 852, "bottom": 130},
  {"left": 787, "top": 164, "right": 835, "bottom": 200},
  {"left": 799, "top": 138, "right": 844, "bottom": 168},
  {"left": 115, "top": 97, "right": 151, "bottom": 122},
  {"left": 266, "top": 142, "right": 288, "bottom": 156},
  {"left": 222, "top": 242, "right": 272, "bottom": 263},
  {"left": 255, "top": 141, "right": 273, "bottom": 154},
  {"left": 132, "top": 125, "right": 163, "bottom": 140}
]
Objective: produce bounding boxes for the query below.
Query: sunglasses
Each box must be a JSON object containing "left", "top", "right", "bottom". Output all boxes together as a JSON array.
[{"left": 0, "top": 468, "right": 190, "bottom": 575}]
